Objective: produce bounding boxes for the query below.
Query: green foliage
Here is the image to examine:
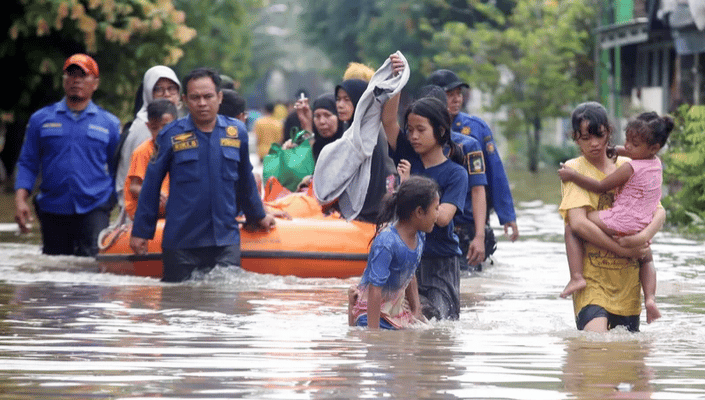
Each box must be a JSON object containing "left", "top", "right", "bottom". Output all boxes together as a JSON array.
[
  {"left": 3, "top": 0, "right": 197, "bottom": 121},
  {"left": 298, "top": 0, "right": 514, "bottom": 89},
  {"left": 298, "top": 0, "right": 375, "bottom": 79},
  {"left": 662, "top": 105, "right": 705, "bottom": 230},
  {"left": 3, "top": 0, "right": 260, "bottom": 123},
  {"left": 540, "top": 143, "right": 580, "bottom": 168},
  {"left": 172, "top": 0, "right": 261, "bottom": 88},
  {"left": 430, "top": 0, "right": 598, "bottom": 171}
]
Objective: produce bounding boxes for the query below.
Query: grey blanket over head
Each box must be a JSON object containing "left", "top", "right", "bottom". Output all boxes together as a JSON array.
[{"left": 313, "top": 51, "right": 410, "bottom": 220}]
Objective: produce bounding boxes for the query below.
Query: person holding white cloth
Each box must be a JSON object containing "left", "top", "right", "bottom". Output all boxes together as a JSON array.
[{"left": 313, "top": 52, "right": 409, "bottom": 221}]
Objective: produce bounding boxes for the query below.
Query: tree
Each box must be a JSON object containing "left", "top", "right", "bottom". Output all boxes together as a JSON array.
[
  {"left": 3, "top": 0, "right": 196, "bottom": 120},
  {"left": 298, "top": 0, "right": 376, "bottom": 79},
  {"left": 0, "top": 0, "right": 196, "bottom": 183},
  {"left": 662, "top": 105, "right": 705, "bottom": 230},
  {"left": 298, "top": 0, "right": 514, "bottom": 89},
  {"left": 431, "top": 0, "right": 597, "bottom": 172},
  {"left": 172, "top": 0, "right": 261, "bottom": 89},
  {"left": 1, "top": 0, "right": 260, "bottom": 184}
]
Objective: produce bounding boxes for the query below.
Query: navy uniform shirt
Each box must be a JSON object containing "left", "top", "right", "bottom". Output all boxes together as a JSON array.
[
  {"left": 452, "top": 112, "right": 516, "bottom": 225},
  {"left": 449, "top": 132, "right": 488, "bottom": 226},
  {"left": 132, "top": 115, "right": 266, "bottom": 250},
  {"left": 390, "top": 130, "right": 468, "bottom": 257},
  {"left": 15, "top": 98, "right": 121, "bottom": 214}
]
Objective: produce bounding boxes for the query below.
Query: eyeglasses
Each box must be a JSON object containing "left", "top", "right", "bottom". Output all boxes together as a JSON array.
[{"left": 153, "top": 85, "right": 179, "bottom": 96}]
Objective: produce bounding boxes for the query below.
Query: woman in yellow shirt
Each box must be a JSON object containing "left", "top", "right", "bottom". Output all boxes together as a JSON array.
[{"left": 558, "top": 102, "right": 665, "bottom": 333}]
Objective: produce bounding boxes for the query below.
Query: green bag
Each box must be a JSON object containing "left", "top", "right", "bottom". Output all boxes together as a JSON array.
[{"left": 262, "top": 130, "right": 315, "bottom": 192}]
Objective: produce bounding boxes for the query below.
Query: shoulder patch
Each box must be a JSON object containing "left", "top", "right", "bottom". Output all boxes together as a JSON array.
[
  {"left": 466, "top": 150, "right": 485, "bottom": 175},
  {"left": 226, "top": 126, "right": 239, "bottom": 138},
  {"left": 461, "top": 126, "right": 471, "bottom": 136},
  {"left": 486, "top": 142, "right": 495, "bottom": 154}
]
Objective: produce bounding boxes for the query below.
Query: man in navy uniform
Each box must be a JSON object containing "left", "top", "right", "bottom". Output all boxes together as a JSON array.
[
  {"left": 427, "top": 69, "right": 519, "bottom": 247},
  {"left": 15, "top": 53, "right": 120, "bottom": 256},
  {"left": 130, "top": 67, "right": 275, "bottom": 282}
]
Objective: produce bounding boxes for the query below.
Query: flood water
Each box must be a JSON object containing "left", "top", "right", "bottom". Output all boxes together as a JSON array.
[{"left": 0, "top": 200, "right": 704, "bottom": 399}]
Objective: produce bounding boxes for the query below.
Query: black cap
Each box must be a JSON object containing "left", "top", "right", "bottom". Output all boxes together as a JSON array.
[{"left": 426, "top": 69, "right": 469, "bottom": 91}]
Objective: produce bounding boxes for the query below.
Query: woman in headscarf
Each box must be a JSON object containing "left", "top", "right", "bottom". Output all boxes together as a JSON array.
[
  {"left": 309, "top": 94, "right": 344, "bottom": 160},
  {"left": 285, "top": 93, "right": 343, "bottom": 161},
  {"left": 334, "top": 79, "right": 367, "bottom": 126},
  {"left": 115, "top": 66, "right": 183, "bottom": 208},
  {"left": 334, "top": 78, "right": 398, "bottom": 222},
  {"left": 278, "top": 93, "right": 344, "bottom": 192},
  {"left": 289, "top": 78, "right": 398, "bottom": 222}
]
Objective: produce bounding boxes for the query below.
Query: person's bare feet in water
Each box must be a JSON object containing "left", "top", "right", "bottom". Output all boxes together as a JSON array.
[
  {"left": 645, "top": 297, "right": 662, "bottom": 324},
  {"left": 560, "top": 277, "right": 586, "bottom": 298}
]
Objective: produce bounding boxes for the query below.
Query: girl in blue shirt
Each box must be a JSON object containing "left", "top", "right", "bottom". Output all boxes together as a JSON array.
[
  {"left": 349, "top": 176, "right": 440, "bottom": 330},
  {"left": 382, "top": 58, "right": 469, "bottom": 320}
]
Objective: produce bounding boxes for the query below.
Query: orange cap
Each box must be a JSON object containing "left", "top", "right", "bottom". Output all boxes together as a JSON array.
[{"left": 63, "top": 53, "right": 99, "bottom": 77}]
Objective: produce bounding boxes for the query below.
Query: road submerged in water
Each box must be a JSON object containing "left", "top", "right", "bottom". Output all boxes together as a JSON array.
[{"left": 0, "top": 200, "right": 704, "bottom": 399}]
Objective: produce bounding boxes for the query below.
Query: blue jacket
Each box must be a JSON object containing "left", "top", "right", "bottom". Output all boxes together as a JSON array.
[
  {"left": 15, "top": 98, "right": 120, "bottom": 214},
  {"left": 449, "top": 132, "right": 488, "bottom": 226},
  {"left": 131, "top": 115, "right": 266, "bottom": 250},
  {"left": 452, "top": 112, "right": 516, "bottom": 225}
]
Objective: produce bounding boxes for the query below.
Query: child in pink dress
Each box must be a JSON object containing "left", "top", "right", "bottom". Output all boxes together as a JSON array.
[{"left": 558, "top": 111, "right": 674, "bottom": 323}]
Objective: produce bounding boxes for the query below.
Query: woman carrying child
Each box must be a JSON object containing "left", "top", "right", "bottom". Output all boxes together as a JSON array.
[
  {"left": 558, "top": 102, "right": 666, "bottom": 332},
  {"left": 559, "top": 111, "right": 673, "bottom": 323}
]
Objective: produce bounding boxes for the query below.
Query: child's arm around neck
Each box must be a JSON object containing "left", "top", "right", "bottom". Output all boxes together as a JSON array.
[{"left": 558, "top": 161, "right": 634, "bottom": 193}]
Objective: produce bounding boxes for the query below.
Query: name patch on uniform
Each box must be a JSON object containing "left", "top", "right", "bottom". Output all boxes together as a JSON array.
[
  {"left": 172, "top": 132, "right": 197, "bottom": 152},
  {"left": 173, "top": 140, "right": 198, "bottom": 152},
  {"left": 221, "top": 138, "right": 241, "bottom": 148},
  {"left": 461, "top": 126, "right": 471, "bottom": 136},
  {"left": 466, "top": 150, "right": 485, "bottom": 175},
  {"left": 226, "top": 126, "right": 239, "bottom": 138},
  {"left": 89, "top": 124, "right": 109, "bottom": 134},
  {"left": 42, "top": 122, "right": 62, "bottom": 128}
]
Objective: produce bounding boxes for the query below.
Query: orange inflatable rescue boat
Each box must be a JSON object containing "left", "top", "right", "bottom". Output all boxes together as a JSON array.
[{"left": 96, "top": 191, "right": 375, "bottom": 279}]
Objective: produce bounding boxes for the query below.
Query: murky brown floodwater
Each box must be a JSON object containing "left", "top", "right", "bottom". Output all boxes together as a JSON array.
[{"left": 0, "top": 200, "right": 704, "bottom": 399}]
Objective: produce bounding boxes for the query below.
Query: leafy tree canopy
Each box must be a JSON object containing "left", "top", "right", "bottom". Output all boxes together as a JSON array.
[
  {"left": 662, "top": 105, "right": 705, "bottom": 230},
  {"left": 3, "top": 0, "right": 261, "bottom": 122},
  {"left": 3, "top": 0, "right": 197, "bottom": 121},
  {"left": 172, "top": 0, "right": 261, "bottom": 91},
  {"left": 430, "top": 0, "right": 597, "bottom": 170},
  {"left": 299, "top": 0, "right": 513, "bottom": 88}
]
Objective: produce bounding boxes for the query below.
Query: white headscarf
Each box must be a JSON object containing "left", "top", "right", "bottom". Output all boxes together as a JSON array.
[{"left": 135, "top": 65, "right": 181, "bottom": 123}]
